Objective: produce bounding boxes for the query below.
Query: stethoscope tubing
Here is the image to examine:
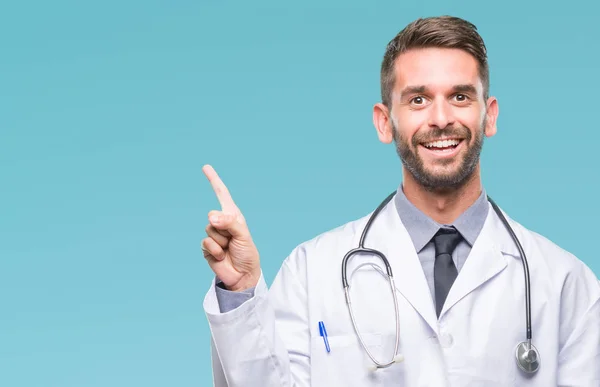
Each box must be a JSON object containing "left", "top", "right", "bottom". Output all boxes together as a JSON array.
[{"left": 341, "top": 191, "right": 537, "bottom": 372}]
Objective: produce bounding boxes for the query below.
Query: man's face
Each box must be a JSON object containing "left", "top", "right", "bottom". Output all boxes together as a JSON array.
[{"left": 384, "top": 48, "right": 496, "bottom": 191}]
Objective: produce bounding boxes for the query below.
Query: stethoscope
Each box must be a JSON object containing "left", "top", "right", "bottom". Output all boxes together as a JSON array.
[{"left": 341, "top": 191, "right": 540, "bottom": 374}]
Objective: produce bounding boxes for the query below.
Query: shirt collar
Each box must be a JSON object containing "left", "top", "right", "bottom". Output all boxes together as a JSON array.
[{"left": 394, "top": 184, "right": 489, "bottom": 253}]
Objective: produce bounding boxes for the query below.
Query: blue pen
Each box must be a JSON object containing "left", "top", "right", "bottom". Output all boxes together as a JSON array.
[{"left": 318, "top": 321, "right": 330, "bottom": 353}]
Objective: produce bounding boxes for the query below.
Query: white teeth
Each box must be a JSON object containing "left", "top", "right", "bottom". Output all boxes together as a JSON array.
[{"left": 424, "top": 139, "right": 460, "bottom": 148}]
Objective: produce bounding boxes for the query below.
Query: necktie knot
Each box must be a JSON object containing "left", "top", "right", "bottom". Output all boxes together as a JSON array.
[{"left": 433, "top": 227, "right": 463, "bottom": 257}]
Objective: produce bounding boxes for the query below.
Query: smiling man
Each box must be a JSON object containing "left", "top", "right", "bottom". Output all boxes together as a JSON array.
[
  {"left": 201, "top": 16, "right": 600, "bottom": 386},
  {"left": 373, "top": 30, "right": 495, "bottom": 224}
]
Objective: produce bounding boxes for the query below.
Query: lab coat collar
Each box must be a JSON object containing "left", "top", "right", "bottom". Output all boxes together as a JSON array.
[
  {"left": 438, "top": 203, "right": 516, "bottom": 318},
  {"left": 369, "top": 193, "right": 519, "bottom": 332}
]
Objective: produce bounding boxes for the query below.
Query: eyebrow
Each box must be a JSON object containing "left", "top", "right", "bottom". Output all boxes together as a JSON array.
[
  {"left": 399, "top": 85, "right": 426, "bottom": 99},
  {"left": 452, "top": 84, "right": 478, "bottom": 94},
  {"left": 399, "top": 84, "right": 478, "bottom": 99}
]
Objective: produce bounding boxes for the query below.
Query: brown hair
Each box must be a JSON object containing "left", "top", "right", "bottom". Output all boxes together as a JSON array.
[{"left": 380, "top": 16, "right": 489, "bottom": 108}]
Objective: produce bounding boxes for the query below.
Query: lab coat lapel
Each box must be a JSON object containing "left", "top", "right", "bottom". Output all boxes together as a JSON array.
[
  {"left": 370, "top": 197, "right": 439, "bottom": 334},
  {"left": 439, "top": 203, "right": 509, "bottom": 318}
]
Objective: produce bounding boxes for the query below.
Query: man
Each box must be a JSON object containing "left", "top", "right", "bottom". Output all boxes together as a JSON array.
[{"left": 201, "top": 16, "right": 600, "bottom": 386}]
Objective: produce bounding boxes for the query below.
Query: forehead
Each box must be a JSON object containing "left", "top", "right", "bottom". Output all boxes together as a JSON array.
[{"left": 393, "top": 48, "right": 482, "bottom": 93}]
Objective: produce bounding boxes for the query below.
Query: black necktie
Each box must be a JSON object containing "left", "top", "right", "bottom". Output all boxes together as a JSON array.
[{"left": 433, "top": 227, "right": 462, "bottom": 317}]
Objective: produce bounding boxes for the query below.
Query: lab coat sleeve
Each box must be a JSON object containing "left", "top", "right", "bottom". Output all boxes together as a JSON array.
[
  {"left": 556, "top": 262, "right": 600, "bottom": 386},
  {"left": 204, "top": 257, "right": 310, "bottom": 387},
  {"left": 214, "top": 278, "right": 255, "bottom": 313}
]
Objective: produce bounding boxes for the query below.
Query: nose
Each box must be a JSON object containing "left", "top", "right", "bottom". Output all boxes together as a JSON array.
[{"left": 428, "top": 99, "right": 455, "bottom": 129}]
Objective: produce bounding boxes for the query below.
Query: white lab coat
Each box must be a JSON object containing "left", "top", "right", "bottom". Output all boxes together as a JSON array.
[{"left": 203, "top": 196, "right": 600, "bottom": 386}]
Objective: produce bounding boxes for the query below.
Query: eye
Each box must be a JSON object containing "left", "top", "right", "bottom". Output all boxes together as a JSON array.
[
  {"left": 410, "top": 96, "right": 426, "bottom": 105},
  {"left": 454, "top": 94, "right": 469, "bottom": 102}
]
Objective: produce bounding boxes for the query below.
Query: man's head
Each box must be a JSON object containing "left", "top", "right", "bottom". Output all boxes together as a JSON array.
[{"left": 373, "top": 16, "right": 499, "bottom": 193}]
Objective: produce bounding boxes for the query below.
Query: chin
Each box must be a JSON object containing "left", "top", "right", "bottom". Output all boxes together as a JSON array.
[{"left": 412, "top": 163, "right": 478, "bottom": 192}]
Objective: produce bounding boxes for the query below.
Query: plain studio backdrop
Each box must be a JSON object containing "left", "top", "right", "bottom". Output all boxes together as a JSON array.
[{"left": 1, "top": 1, "right": 598, "bottom": 386}]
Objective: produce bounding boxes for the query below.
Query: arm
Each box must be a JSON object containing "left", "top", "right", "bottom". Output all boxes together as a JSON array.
[
  {"left": 204, "top": 258, "right": 310, "bottom": 387},
  {"left": 557, "top": 262, "right": 600, "bottom": 386},
  {"left": 200, "top": 165, "right": 310, "bottom": 386}
]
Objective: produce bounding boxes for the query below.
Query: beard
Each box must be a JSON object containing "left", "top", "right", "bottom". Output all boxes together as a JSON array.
[{"left": 393, "top": 118, "right": 486, "bottom": 193}]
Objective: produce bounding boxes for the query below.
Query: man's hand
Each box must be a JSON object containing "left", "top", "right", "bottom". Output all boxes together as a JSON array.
[{"left": 201, "top": 165, "right": 261, "bottom": 292}]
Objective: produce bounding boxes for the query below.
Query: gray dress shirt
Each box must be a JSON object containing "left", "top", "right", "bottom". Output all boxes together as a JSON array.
[{"left": 215, "top": 185, "right": 489, "bottom": 313}]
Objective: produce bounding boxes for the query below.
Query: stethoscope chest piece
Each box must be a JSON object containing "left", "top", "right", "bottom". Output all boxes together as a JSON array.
[{"left": 515, "top": 341, "right": 540, "bottom": 374}]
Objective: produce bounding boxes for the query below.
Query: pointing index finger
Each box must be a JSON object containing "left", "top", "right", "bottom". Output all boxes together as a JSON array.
[{"left": 203, "top": 164, "right": 237, "bottom": 212}]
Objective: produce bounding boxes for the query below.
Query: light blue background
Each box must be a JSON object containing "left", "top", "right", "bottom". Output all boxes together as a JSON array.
[{"left": 1, "top": 1, "right": 598, "bottom": 386}]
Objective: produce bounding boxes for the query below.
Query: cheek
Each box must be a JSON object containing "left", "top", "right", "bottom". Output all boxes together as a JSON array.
[
  {"left": 394, "top": 112, "right": 425, "bottom": 140},
  {"left": 455, "top": 108, "right": 484, "bottom": 129}
]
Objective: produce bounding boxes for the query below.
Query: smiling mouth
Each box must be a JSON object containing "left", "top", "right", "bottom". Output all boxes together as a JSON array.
[{"left": 420, "top": 138, "right": 464, "bottom": 152}]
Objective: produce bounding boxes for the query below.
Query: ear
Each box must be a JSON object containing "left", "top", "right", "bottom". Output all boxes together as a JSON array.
[
  {"left": 484, "top": 97, "right": 499, "bottom": 138},
  {"left": 373, "top": 103, "right": 394, "bottom": 144}
]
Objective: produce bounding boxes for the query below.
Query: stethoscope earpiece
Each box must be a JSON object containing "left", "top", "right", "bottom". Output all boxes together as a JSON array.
[{"left": 367, "top": 353, "right": 405, "bottom": 372}]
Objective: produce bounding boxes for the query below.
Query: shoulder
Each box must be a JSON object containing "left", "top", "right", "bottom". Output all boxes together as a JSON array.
[
  {"left": 516, "top": 221, "right": 578, "bottom": 267},
  {"left": 281, "top": 211, "right": 373, "bottom": 272},
  {"left": 506, "top": 217, "right": 599, "bottom": 297}
]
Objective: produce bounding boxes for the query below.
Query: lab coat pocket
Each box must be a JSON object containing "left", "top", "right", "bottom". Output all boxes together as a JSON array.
[{"left": 310, "top": 333, "right": 406, "bottom": 386}]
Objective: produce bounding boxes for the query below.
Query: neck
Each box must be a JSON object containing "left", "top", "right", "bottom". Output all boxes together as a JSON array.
[{"left": 402, "top": 165, "right": 483, "bottom": 225}]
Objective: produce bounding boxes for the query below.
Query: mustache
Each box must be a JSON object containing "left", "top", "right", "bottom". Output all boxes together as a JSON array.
[{"left": 412, "top": 126, "right": 472, "bottom": 146}]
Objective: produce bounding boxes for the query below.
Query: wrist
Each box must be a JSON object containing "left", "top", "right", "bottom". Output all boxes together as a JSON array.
[{"left": 228, "top": 271, "right": 260, "bottom": 292}]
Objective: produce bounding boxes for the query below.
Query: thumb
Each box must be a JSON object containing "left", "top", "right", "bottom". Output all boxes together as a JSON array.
[{"left": 209, "top": 212, "right": 248, "bottom": 238}]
